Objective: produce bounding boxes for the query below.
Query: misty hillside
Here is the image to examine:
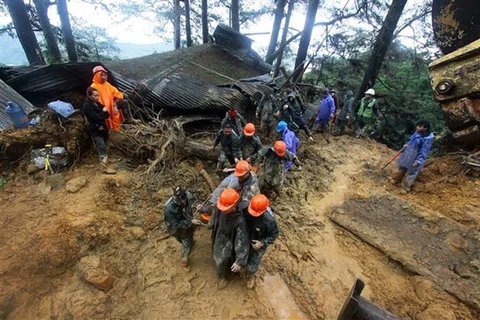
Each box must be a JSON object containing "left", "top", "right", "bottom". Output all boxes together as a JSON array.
[{"left": 0, "top": 34, "right": 173, "bottom": 66}]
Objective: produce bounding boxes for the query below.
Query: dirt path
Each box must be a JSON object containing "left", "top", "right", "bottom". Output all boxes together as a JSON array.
[{"left": 1, "top": 136, "right": 478, "bottom": 319}]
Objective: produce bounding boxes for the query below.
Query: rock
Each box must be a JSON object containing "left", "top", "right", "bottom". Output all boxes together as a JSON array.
[
  {"left": 129, "top": 227, "right": 146, "bottom": 240},
  {"left": 411, "top": 276, "right": 441, "bottom": 302},
  {"left": 27, "top": 164, "right": 41, "bottom": 174},
  {"left": 77, "top": 255, "right": 116, "bottom": 291},
  {"left": 415, "top": 305, "right": 456, "bottom": 320},
  {"left": 65, "top": 176, "right": 88, "bottom": 193}
]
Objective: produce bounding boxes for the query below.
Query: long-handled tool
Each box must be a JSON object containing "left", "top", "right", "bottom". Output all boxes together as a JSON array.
[{"left": 382, "top": 149, "right": 403, "bottom": 169}]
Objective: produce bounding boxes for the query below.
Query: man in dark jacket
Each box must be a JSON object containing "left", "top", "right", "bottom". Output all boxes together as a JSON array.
[
  {"left": 221, "top": 109, "right": 246, "bottom": 135},
  {"left": 211, "top": 188, "right": 250, "bottom": 290},
  {"left": 276, "top": 92, "right": 314, "bottom": 141},
  {"left": 333, "top": 90, "right": 355, "bottom": 135},
  {"left": 255, "top": 141, "right": 301, "bottom": 199},
  {"left": 210, "top": 123, "right": 241, "bottom": 169},
  {"left": 244, "top": 194, "right": 279, "bottom": 289},
  {"left": 164, "top": 187, "right": 201, "bottom": 269}
]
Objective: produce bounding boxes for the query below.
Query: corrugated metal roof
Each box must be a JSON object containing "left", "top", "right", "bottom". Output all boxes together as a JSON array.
[
  {"left": 0, "top": 79, "right": 36, "bottom": 129},
  {"left": 213, "top": 24, "right": 271, "bottom": 74}
]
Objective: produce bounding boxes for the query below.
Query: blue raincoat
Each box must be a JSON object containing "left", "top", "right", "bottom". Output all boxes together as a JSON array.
[
  {"left": 282, "top": 127, "right": 300, "bottom": 170},
  {"left": 397, "top": 131, "right": 434, "bottom": 174}
]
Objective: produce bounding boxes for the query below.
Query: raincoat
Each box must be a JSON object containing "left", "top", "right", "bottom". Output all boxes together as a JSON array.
[
  {"left": 281, "top": 127, "right": 300, "bottom": 170},
  {"left": 91, "top": 73, "right": 124, "bottom": 131},
  {"left": 397, "top": 131, "right": 434, "bottom": 171}
]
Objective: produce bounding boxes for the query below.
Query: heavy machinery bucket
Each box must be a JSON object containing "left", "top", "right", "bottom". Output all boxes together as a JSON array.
[
  {"left": 432, "top": 0, "right": 480, "bottom": 54},
  {"left": 337, "top": 278, "right": 400, "bottom": 320}
]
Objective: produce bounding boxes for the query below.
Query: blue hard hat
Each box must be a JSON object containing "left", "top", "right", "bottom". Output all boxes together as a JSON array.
[{"left": 277, "top": 121, "right": 288, "bottom": 132}]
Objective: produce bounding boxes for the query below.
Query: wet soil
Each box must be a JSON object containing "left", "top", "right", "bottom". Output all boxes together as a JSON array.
[{"left": 0, "top": 133, "right": 479, "bottom": 319}]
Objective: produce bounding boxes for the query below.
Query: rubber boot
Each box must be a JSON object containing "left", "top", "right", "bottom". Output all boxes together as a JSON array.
[
  {"left": 246, "top": 274, "right": 256, "bottom": 290},
  {"left": 217, "top": 277, "right": 228, "bottom": 290}
]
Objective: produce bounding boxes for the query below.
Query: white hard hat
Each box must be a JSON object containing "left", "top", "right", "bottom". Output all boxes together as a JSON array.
[{"left": 364, "top": 88, "right": 375, "bottom": 95}]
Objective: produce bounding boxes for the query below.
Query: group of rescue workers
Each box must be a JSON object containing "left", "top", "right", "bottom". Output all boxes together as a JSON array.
[{"left": 83, "top": 65, "right": 434, "bottom": 289}]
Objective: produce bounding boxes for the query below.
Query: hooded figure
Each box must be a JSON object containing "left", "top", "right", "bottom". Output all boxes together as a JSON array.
[{"left": 90, "top": 66, "right": 126, "bottom": 131}]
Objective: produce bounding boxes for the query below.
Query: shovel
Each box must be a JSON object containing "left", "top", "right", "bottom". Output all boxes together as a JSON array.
[{"left": 381, "top": 149, "right": 402, "bottom": 170}]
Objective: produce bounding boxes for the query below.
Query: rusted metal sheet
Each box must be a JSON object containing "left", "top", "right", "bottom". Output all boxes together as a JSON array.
[{"left": 0, "top": 79, "right": 36, "bottom": 129}]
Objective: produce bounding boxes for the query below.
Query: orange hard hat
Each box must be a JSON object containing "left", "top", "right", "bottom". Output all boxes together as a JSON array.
[
  {"left": 244, "top": 123, "right": 255, "bottom": 136},
  {"left": 93, "top": 65, "right": 107, "bottom": 74},
  {"left": 274, "top": 141, "right": 287, "bottom": 156},
  {"left": 217, "top": 188, "right": 240, "bottom": 211},
  {"left": 248, "top": 194, "right": 270, "bottom": 217},
  {"left": 234, "top": 160, "right": 251, "bottom": 177}
]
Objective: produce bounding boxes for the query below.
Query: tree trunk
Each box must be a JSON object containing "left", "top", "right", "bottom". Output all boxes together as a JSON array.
[
  {"left": 265, "top": 0, "right": 287, "bottom": 65},
  {"left": 5, "top": 0, "right": 45, "bottom": 65},
  {"left": 184, "top": 0, "right": 192, "bottom": 47},
  {"left": 201, "top": 0, "right": 208, "bottom": 43},
  {"left": 174, "top": 0, "right": 181, "bottom": 49},
  {"left": 33, "top": 0, "right": 62, "bottom": 63},
  {"left": 355, "top": 0, "right": 408, "bottom": 102},
  {"left": 274, "top": 0, "right": 295, "bottom": 77},
  {"left": 292, "top": 0, "right": 319, "bottom": 82},
  {"left": 231, "top": 0, "right": 240, "bottom": 31},
  {"left": 56, "top": 0, "right": 77, "bottom": 62}
]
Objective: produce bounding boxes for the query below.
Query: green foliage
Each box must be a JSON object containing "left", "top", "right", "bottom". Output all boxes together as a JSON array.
[
  {"left": 305, "top": 40, "right": 445, "bottom": 149},
  {"left": 70, "top": 23, "right": 120, "bottom": 62}
]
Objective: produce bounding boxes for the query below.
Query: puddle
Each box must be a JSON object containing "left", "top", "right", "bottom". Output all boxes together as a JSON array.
[{"left": 262, "top": 273, "right": 308, "bottom": 319}]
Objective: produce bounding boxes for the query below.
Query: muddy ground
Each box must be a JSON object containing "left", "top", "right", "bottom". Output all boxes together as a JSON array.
[{"left": 0, "top": 132, "right": 479, "bottom": 320}]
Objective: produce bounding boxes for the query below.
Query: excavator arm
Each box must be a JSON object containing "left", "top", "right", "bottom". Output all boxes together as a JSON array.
[{"left": 429, "top": 0, "right": 480, "bottom": 144}]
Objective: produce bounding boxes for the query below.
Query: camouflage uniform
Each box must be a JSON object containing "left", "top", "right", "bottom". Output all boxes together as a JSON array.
[
  {"left": 213, "top": 129, "right": 241, "bottom": 168},
  {"left": 238, "top": 133, "right": 263, "bottom": 163},
  {"left": 221, "top": 112, "right": 247, "bottom": 136},
  {"left": 211, "top": 208, "right": 249, "bottom": 278},
  {"left": 255, "top": 93, "right": 277, "bottom": 139},
  {"left": 209, "top": 172, "right": 260, "bottom": 212},
  {"left": 244, "top": 207, "right": 279, "bottom": 275},
  {"left": 255, "top": 146, "right": 301, "bottom": 198},
  {"left": 164, "top": 192, "right": 195, "bottom": 262}
]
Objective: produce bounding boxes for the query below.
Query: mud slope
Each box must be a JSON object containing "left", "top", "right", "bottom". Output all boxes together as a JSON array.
[{"left": 0, "top": 134, "right": 478, "bottom": 320}]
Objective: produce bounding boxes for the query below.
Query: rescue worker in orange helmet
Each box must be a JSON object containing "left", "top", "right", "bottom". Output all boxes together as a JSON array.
[
  {"left": 211, "top": 188, "right": 249, "bottom": 290},
  {"left": 244, "top": 194, "right": 279, "bottom": 289},
  {"left": 90, "top": 65, "right": 130, "bottom": 131},
  {"left": 197, "top": 160, "right": 260, "bottom": 221},
  {"left": 238, "top": 123, "right": 263, "bottom": 164},
  {"left": 255, "top": 141, "right": 301, "bottom": 200}
]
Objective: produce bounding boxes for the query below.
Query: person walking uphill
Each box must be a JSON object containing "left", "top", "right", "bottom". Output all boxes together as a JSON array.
[
  {"left": 391, "top": 120, "right": 434, "bottom": 192},
  {"left": 83, "top": 87, "right": 117, "bottom": 174},
  {"left": 255, "top": 92, "right": 276, "bottom": 140},
  {"left": 211, "top": 188, "right": 249, "bottom": 290},
  {"left": 164, "top": 187, "right": 202, "bottom": 269},
  {"left": 90, "top": 65, "right": 129, "bottom": 131},
  {"left": 276, "top": 121, "right": 300, "bottom": 171},
  {"left": 312, "top": 88, "right": 336, "bottom": 133},
  {"left": 244, "top": 194, "right": 279, "bottom": 289},
  {"left": 255, "top": 141, "right": 302, "bottom": 200},
  {"left": 354, "top": 88, "right": 383, "bottom": 137}
]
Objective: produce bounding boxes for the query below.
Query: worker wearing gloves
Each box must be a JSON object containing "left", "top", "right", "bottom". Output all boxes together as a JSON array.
[
  {"left": 244, "top": 194, "right": 279, "bottom": 289},
  {"left": 211, "top": 188, "right": 250, "bottom": 290}
]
